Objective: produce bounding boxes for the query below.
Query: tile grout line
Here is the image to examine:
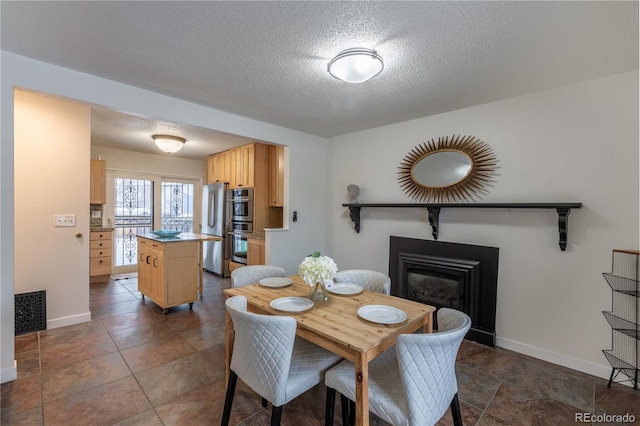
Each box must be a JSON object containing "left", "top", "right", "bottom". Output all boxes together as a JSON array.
[
  {"left": 108, "top": 279, "right": 223, "bottom": 425},
  {"left": 37, "top": 330, "right": 45, "bottom": 424},
  {"left": 474, "top": 376, "right": 504, "bottom": 425},
  {"left": 98, "top": 282, "right": 168, "bottom": 425}
]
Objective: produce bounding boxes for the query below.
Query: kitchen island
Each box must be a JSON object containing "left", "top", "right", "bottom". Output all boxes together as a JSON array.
[{"left": 137, "top": 233, "right": 221, "bottom": 313}]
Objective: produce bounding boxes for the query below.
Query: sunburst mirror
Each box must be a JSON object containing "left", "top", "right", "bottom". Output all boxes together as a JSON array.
[{"left": 397, "top": 135, "right": 498, "bottom": 202}]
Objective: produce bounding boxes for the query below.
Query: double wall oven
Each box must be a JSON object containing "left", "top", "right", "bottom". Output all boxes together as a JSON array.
[{"left": 228, "top": 188, "right": 253, "bottom": 265}]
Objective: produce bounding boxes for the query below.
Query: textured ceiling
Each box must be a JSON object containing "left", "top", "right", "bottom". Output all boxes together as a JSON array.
[{"left": 2, "top": 1, "right": 638, "bottom": 159}]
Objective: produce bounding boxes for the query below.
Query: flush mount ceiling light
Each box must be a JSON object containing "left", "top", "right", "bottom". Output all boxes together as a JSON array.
[
  {"left": 151, "top": 134, "right": 186, "bottom": 154},
  {"left": 327, "top": 48, "right": 384, "bottom": 83}
]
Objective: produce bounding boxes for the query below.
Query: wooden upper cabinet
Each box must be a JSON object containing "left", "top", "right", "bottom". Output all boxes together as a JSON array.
[
  {"left": 206, "top": 156, "right": 215, "bottom": 184},
  {"left": 230, "top": 143, "right": 255, "bottom": 189},
  {"left": 90, "top": 159, "right": 106, "bottom": 204},
  {"left": 207, "top": 151, "right": 230, "bottom": 184},
  {"left": 269, "top": 145, "right": 284, "bottom": 207}
]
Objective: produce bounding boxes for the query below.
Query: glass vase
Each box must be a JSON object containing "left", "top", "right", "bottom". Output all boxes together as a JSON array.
[{"left": 310, "top": 281, "right": 328, "bottom": 302}]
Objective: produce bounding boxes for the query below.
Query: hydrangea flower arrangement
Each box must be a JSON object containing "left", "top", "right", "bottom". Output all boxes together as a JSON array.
[{"left": 298, "top": 251, "right": 338, "bottom": 287}]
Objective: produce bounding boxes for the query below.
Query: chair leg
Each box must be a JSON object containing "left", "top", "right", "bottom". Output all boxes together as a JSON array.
[
  {"left": 349, "top": 399, "right": 355, "bottom": 426},
  {"left": 271, "top": 405, "right": 283, "bottom": 426},
  {"left": 450, "top": 393, "right": 463, "bottom": 426},
  {"left": 340, "top": 394, "right": 350, "bottom": 426},
  {"left": 262, "top": 397, "right": 268, "bottom": 407},
  {"left": 325, "top": 387, "right": 336, "bottom": 426},
  {"left": 221, "top": 371, "right": 238, "bottom": 426}
]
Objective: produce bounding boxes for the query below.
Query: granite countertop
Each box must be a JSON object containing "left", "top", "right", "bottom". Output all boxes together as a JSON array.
[{"left": 138, "top": 232, "right": 222, "bottom": 243}]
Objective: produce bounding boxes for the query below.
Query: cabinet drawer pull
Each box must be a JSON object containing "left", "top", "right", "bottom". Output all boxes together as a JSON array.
[
  {"left": 140, "top": 253, "right": 144, "bottom": 261},
  {"left": 146, "top": 256, "right": 151, "bottom": 265},
  {"left": 99, "top": 260, "right": 103, "bottom": 264},
  {"left": 153, "top": 258, "right": 158, "bottom": 267}
]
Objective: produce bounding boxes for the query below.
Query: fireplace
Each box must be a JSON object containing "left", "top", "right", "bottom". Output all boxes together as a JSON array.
[{"left": 389, "top": 236, "right": 499, "bottom": 346}]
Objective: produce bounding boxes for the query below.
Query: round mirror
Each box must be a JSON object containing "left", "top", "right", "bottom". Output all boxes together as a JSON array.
[
  {"left": 412, "top": 150, "right": 472, "bottom": 188},
  {"left": 397, "top": 135, "right": 497, "bottom": 202}
]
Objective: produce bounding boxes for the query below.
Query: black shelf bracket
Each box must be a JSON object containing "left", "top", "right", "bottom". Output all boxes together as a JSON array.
[
  {"left": 343, "top": 202, "right": 582, "bottom": 251},
  {"left": 348, "top": 205, "right": 362, "bottom": 233},
  {"left": 556, "top": 207, "right": 571, "bottom": 251},
  {"left": 426, "top": 207, "right": 440, "bottom": 240}
]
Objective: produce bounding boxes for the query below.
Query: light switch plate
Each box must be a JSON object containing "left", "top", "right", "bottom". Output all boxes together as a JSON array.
[{"left": 55, "top": 214, "right": 76, "bottom": 227}]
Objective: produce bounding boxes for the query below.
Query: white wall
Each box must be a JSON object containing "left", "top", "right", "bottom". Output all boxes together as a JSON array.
[
  {"left": 14, "top": 90, "right": 92, "bottom": 331},
  {"left": 91, "top": 145, "right": 207, "bottom": 179},
  {"left": 0, "top": 51, "right": 329, "bottom": 382},
  {"left": 327, "top": 70, "right": 639, "bottom": 379}
]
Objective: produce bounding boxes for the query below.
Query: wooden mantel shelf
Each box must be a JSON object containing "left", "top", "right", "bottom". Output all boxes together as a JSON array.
[{"left": 342, "top": 203, "right": 583, "bottom": 251}]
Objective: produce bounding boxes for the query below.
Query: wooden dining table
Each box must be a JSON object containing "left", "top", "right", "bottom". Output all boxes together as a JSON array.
[{"left": 223, "top": 275, "right": 435, "bottom": 426}]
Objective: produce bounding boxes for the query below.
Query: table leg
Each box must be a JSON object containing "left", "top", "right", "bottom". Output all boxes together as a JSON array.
[
  {"left": 423, "top": 311, "right": 433, "bottom": 333},
  {"left": 198, "top": 241, "right": 204, "bottom": 297},
  {"left": 225, "top": 309, "right": 234, "bottom": 389},
  {"left": 354, "top": 353, "right": 369, "bottom": 426}
]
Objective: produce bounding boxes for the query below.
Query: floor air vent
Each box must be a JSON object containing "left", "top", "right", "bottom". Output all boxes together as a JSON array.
[{"left": 15, "top": 290, "right": 47, "bottom": 335}]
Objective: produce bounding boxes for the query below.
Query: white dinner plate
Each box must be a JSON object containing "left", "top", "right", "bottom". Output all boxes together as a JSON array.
[
  {"left": 259, "top": 277, "right": 293, "bottom": 288},
  {"left": 270, "top": 297, "right": 314, "bottom": 312},
  {"left": 357, "top": 305, "right": 407, "bottom": 325},
  {"left": 327, "top": 283, "right": 363, "bottom": 296}
]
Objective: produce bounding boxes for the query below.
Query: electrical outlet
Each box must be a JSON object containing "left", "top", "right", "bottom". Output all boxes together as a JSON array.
[{"left": 55, "top": 214, "right": 76, "bottom": 227}]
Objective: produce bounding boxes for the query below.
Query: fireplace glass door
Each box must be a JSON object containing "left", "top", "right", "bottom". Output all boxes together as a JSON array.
[{"left": 407, "top": 269, "right": 463, "bottom": 309}]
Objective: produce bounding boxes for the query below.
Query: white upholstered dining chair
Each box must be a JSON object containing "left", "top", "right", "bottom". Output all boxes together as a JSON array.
[
  {"left": 230, "top": 265, "right": 285, "bottom": 288},
  {"left": 335, "top": 269, "right": 391, "bottom": 295},
  {"left": 222, "top": 295, "right": 342, "bottom": 426},
  {"left": 324, "top": 308, "right": 471, "bottom": 426}
]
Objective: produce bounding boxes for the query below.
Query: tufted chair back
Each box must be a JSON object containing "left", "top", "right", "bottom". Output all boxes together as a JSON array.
[
  {"left": 230, "top": 265, "right": 285, "bottom": 288},
  {"left": 396, "top": 308, "right": 471, "bottom": 425},
  {"left": 335, "top": 269, "right": 391, "bottom": 295}
]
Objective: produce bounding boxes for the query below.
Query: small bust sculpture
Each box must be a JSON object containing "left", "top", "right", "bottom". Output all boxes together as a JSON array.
[{"left": 347, "top": 184, "right": 360, "bottom": 203}]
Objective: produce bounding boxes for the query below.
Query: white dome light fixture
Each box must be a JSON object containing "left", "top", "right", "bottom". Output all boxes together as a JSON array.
[
  {"left": 152, "top": 134, "right": 186, "bottom": 154},
  {"left": 327, "top": 48, "right": 384, "bottom": 83}
]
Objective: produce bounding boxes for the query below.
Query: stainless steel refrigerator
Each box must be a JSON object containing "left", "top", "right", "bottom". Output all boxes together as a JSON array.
[{"left": 201, "top": 183, "right": 229, "bottom": 277}]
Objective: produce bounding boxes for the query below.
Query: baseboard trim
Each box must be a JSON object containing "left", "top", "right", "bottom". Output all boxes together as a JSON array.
[
  {"left": 1, "top": 360, "right": 17, "bottom": 383},
  {"left": 47, "top": 311, "right": 91, "bottom": 330},
  {"left": 496, "top": 336, "right": 613, "bottom": 381}
]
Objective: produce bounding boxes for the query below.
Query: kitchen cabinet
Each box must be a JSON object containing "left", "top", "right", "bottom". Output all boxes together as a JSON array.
[
  {"left": 229, "top": 143, "right": 255, "bottom": 189},
  {"left": 137, "top": 236, "right": 200, "bottom": 313},
  {"left": 221, "top": 141, "right": 283, "bottom": 231},
  {"left": 247, "top": 236, "right": 265, "bottom": 265},
  {"left": 269, "top": 145, "right": 284, "bottom": 207},
  {"left": 244, "top": 142, "right": 283, "bottom": 231},
  {"left": 207, "top": 151, "right": 230, "bottom": 184},
  {"left": 90, "top": 230, "right": 112, "bottom": 283},
  {"left": 229, "top": 261, "right": 244, "bottom": 273},
  {"left": 90, "top": 159, "right": 106, "bottom": 204}
]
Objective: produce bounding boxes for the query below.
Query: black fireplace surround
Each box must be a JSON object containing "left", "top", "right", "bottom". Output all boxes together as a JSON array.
[{"left": 389, "top": 236, "right": 499, "bottom": 346}]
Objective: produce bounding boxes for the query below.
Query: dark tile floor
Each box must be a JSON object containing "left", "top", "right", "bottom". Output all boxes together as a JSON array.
[{"left": 2, "top": 273, "right": 639, "bottom": 425}]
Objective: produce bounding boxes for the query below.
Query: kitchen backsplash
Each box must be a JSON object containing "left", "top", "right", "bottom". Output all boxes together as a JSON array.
[{"left": 90, "top": 204, "right": 104, "bottom": 227}]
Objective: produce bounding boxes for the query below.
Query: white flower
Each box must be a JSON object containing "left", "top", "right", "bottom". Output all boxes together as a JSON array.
[{"left": 298, "top": 253, "right": 338, "bottom": 287}]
